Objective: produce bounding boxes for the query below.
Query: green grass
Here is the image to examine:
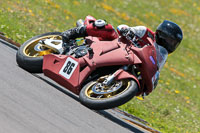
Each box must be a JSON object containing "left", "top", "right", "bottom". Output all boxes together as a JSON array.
[{"left": 0, "top": 0, "right": 199, "bottom": 132}]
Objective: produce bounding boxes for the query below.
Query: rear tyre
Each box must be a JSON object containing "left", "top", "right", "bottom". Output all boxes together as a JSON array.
[
  {"left": 79, "top": 76, "right": 138, "bottom": 110},
  {"left": 16, "top": 32, "right": 62, "bottom": 73}
]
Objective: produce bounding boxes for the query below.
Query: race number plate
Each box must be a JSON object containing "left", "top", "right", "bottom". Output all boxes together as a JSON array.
[{"left": 59, "top": 57, "right": 78, "bottom": 79}]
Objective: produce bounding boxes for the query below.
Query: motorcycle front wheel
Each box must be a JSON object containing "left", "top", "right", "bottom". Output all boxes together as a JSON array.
[
  {"left": 16, "top": 32, "right": 62, "bottom": 73},
  {"left": 79, "top": 76, "right": 139, "bottom": 110}
]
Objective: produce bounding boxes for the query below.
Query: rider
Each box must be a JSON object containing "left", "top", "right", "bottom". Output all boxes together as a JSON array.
[
  {"left": 61, "top": 18, "right": 183, "bottom": 89},
  {"left": 61, "top": 19, "right": 183, "bottom": 53}
]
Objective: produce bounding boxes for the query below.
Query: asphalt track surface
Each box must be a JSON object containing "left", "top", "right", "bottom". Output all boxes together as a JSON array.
[{"left": 0, "top": 41, "right": 149, "bottom": 133}]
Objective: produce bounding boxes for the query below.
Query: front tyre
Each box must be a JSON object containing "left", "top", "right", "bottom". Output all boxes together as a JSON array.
[
  {"left": 16, "top": 32, "right": 62, "bottom": 73},
  {"left": 79, "top": 76, "right": 138, "bottom": 110}
]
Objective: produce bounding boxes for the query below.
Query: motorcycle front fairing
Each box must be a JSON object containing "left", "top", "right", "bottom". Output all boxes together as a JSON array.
[
  {"left": 43, "top": 54, "right": 81, "bottom": 94},
  {"left": 43, "top": 37, "right": 141, "bottom": 95},
  {"left": 129, "top": 37, "right": 159, "bottom": 94}
]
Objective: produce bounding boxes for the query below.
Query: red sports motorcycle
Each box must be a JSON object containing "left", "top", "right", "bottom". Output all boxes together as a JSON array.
[{"left": 16, "top": 16, "right": 161, "bottom": 110}]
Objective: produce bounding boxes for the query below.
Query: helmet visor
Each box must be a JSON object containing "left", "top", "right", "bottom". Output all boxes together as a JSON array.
[{"left": 157, "top": 32, "right": 180, "bottom": 52}]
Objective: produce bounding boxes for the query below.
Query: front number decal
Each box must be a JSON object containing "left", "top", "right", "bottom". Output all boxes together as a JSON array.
[{"left": 59, "top": 57, "right": 78, "bottom": 79}]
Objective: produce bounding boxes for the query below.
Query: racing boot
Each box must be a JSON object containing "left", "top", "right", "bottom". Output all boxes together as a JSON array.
[{"left": 61, "top": 26, "right": 87, "bottom": 54}]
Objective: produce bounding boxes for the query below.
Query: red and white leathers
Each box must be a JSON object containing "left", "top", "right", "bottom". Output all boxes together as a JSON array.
[
  {"left": 62, "top": 16, "right": 155, "bottom": 47},
  {"left": 61, "top": 20, "right": 118, "bottom": 43},
  {"left": 117, "top": 24, "right": 155, "bottom": 47},
  {"left": 85, "top": 22, "right": 118, "bottom": 41},
  {"left": 85, "top": 22, "right": 155, "bottom": 48}
]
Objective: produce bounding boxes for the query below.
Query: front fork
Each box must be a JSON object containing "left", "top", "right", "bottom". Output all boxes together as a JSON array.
[
  {"left": 102, "top": 66, "right": 129, "bottom": 86},
  {"left": 103, "top": 65, "right": 143, "bottom": 96}
]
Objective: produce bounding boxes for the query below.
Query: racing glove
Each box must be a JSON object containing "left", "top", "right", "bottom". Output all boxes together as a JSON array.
[{"left": 120, "top": 28, "right": 135, "bottom": 40}]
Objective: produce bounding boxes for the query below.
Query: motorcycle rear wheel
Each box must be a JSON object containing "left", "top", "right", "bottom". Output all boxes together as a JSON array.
[
  {"left": 79, "top": 76, "right": 138, "bottom": 110},
  {"left": 16, "top": 32, "right": 62, "bottom": 73}
]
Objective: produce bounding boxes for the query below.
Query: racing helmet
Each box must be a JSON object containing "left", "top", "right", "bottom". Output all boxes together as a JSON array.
[{"left": 155, "top": 20, "right": 183, "bottom": 54}]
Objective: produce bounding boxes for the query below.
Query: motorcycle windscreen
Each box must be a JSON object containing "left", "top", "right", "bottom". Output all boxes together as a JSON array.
[{"left": 43, "top": 54, "right": 80, "bottom": 94}]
